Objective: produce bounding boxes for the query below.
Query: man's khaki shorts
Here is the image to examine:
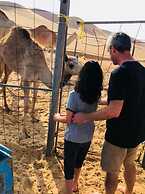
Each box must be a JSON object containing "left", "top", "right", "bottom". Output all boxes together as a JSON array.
[{"left": 101, "top": 141, "right": 138, "bottom": 173}]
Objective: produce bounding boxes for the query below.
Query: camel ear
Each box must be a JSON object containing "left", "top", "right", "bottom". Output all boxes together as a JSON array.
[
  {"left": 76, "top": 55, "right": 78, "bottom": 60},
  {"left": 64, "top": 54, "right": 68, "bottom": 62}
]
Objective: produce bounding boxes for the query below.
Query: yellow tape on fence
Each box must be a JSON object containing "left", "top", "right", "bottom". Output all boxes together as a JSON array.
[
  {"left": 58, "top": 15, "right": 86, "bottom": 41},
  {"left": 59, "top": 13, "right": 70, "bottom": 23},
  {"left": 77, "top": 20, "right": 86, "bottom": 40}
]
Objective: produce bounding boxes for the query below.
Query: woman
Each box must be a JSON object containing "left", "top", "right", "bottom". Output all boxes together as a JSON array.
[{"left": 54, "top": 60, "right": 103, "bottom": 194}]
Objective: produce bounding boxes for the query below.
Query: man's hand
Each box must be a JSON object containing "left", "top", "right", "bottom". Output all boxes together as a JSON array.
[{"left": 72, "top": 113, "right": 89, "bottom": 124}]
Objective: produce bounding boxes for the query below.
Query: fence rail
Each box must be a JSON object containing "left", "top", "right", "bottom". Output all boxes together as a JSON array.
[{"left": 0, "top": 83, "right": 52, "bottom": 92}]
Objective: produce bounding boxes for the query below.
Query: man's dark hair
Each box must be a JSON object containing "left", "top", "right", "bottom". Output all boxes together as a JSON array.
[
  {"left": 75, "top": 60, "right": 103, "bottom": 104},
  {"left": 110, "top": 32, "right": 131, "bottom": 52}
]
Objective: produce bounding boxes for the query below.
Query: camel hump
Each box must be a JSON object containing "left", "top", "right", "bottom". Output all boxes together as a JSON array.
[
  {"left": 35, "top": 25, "right": 48, "bottom": 31},
  {"left": 11, "top": 27, "right": 31, "bottom": 40}
]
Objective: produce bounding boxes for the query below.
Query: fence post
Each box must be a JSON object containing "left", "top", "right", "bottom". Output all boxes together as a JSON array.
[{"left": 46, "top": 0, "right": 70, "bottom": 156}]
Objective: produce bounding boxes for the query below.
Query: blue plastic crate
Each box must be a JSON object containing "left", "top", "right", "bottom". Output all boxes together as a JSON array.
[{"left": 0, "top": 144, "right": 13, "bottom": 194}]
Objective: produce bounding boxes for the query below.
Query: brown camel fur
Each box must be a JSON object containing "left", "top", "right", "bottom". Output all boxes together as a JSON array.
[
  {"left": 0, "top": 26, "right": 52, "bottom": 137},
  {"left": 29, "top": 25, "right": 56, "bottom": 49}
]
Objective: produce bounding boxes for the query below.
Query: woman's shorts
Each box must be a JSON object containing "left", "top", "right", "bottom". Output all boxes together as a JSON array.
[{"left": 64, "top": 140, "right": 91, "bottom": 180}]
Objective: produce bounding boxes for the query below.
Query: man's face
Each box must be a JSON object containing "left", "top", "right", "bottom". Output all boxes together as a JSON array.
[{"left": 109, "top": 46, "right": 118, "bottom": 65}]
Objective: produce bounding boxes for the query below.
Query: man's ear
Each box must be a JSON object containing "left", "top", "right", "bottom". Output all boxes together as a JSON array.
[{"left": 112, "top": 47, "right": 116, "bottom": 54}]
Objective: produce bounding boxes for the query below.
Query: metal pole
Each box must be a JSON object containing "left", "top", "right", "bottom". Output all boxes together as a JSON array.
[
  {"left": 77, "top": 20, "right": 145, "bottom": 25},
  {"left": 46, "top": 0, "right": 70, "bottom": 156}
]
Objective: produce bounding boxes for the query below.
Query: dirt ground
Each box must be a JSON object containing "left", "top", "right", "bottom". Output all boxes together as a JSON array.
[{"left": 0, "top": 71, "right": 145, "bottom": 194}]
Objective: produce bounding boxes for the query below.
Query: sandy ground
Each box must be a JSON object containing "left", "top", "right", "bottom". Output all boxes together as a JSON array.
[{"left": 0, "top": 73, "right": 145, "bottom": 194}]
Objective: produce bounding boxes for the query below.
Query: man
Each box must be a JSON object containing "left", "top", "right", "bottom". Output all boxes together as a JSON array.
[{"left": 73, "top": 32, "right": 145, "bottom": 194}]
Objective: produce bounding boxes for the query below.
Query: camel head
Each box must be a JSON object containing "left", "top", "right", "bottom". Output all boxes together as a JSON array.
[{"left": 61, "top": 55, "right": 83, "bottom": 87}]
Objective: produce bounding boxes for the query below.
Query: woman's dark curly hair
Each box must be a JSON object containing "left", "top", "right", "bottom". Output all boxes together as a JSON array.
[{"left": 75, "top": 60, "right": 103, "bottom": 104}]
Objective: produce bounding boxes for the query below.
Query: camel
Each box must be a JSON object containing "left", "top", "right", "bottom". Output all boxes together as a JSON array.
[
  {"left": 0, "top": 11, "right": 84, "bottom": 139},
  {"left": 0, "top": 9, "right": 56, "bottom": 58},
  {"left": 29, "top": 25, "right": 57, "bottom": 66},
  {"left": 29, "top": 25, "right": 78, "bottom": 52},
  {"left": 0, "top": 26, "right": 82, "bottom": 108},
  {"left": 0, "top": 10, "right": 56, "bottom": 53},
  {"left": 0, "top": 26, "right": 52, "bottom": 137},
  {"left": 0, "top": 11, "right": 83, "bottom": 140},
  {"left": 0, "top": 9, "right": 82, "bottom": 83},
  {"left": 0, "top": 10, "right": 82, "bottom": 91},
  {"left": 0, "top": 10, "right": 84, "bottom": 85},
  {"left": 0, "top": 9, "right": 56, "bottom": 49}
]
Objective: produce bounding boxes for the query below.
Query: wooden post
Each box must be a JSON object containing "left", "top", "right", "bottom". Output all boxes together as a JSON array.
[{"left": 46, "top": 0, "right": 70, "bottom": 156}]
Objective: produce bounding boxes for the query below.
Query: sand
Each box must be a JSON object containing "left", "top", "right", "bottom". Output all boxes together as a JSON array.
[{"left": 0, "top": 74, "right": 145, "bottom": 194}]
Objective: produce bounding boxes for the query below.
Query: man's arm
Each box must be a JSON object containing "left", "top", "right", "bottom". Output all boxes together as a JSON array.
[
  {"left": 98, "top": 98, "right": 108, "bottom": 105},
  {"left": 73, "top": 100, "right": 124, "bottom": 124}
]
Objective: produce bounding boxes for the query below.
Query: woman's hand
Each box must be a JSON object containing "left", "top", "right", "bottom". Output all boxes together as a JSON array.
[{"left": 53, "top": 113, "right": 61, "bottom": 121}]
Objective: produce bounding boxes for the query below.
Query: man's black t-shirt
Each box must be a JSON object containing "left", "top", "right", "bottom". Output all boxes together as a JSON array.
[{"left": 106, "top": 61, "right": 145, "bottom": 148}]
